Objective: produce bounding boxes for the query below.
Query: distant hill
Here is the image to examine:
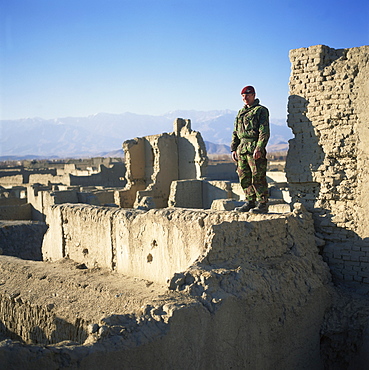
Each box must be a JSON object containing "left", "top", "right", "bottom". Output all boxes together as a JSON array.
[
  {"left": 204, "top": 142, "right": 230, "bottom": 155},
  {"left": 0, "top": 111, "right": 292, "bottom": 159}
]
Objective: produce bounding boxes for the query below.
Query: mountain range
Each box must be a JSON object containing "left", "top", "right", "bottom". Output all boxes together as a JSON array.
[{"left": 0, "top": 110, "right": 292, "bottom": 160}]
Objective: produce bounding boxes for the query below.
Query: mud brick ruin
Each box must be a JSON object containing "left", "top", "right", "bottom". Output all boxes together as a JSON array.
[
  {"left": 114, "top": 118, "right": 208, "bottom": 209},
  {"left": 287, "top": 44, "right": 369, "bottom": 286},
  {"left": 0, "top": 44, "right": 368, "bottom": 369}
]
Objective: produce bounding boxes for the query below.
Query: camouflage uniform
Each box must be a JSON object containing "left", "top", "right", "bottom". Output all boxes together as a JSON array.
[{"left": 230, "top": 98, "right": 270, "bottom": 203}]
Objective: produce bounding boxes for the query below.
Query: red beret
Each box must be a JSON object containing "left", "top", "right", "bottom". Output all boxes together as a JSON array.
[{"left": 241, "top": 86, "right": 255, "bottom": 95}]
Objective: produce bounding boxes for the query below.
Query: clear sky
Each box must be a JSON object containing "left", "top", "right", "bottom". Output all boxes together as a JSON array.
[{"left": 1, "top": 0, "right": 368, "bottom": 120}]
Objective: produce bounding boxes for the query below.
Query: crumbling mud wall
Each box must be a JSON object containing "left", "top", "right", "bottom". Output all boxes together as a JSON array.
[
  {"left": 0, "top": 221, "right": 47, "bottom": 260},
  {"left": 0, "top": 203, "right": 31, "bottom": 221},
  {"left": 27, "top": 184, "right": 119, "bottom": 222},
  {"left": 119, "top": 133, "right": 179, "bottom": 209},
  {"left": 286, "top": 44, "right": 369, "bottom": 285},
  {"left": 0, "top": 160, "right": 126, "bottom": 189},
  {"left": 42, "top": 204, "right": 313, "bottom": 285},
  {"left": 168, "top": 179, "right": 238, "bottom": 209},
  {"left": 1, "top": 205, "right": 332, "bottom": 369},
  {"left": 114, "top": 118, "right": 208, "bottom": 209}
]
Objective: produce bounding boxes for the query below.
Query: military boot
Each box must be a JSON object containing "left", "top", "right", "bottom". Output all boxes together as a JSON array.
[
  {"left": 250, "top": 202, "right": 269, "bottom": 214},
  {"left": 235, "top": 201, "right": 256, "bottom": 212}
]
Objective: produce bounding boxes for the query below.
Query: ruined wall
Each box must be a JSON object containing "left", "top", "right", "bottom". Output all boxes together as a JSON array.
[
  {"left": 0, "top": 221, "right": 48, "bottom": 260},
  {"left": 176, "top": 119, "right": 208, "bottom": 179},
  {"left": 42, "top": 204, "right": 321, "bottom": 285},
  {"left": 0, "top": 161, "right": 125, "bottom": 189},
  {"left": 0, "top": 203, "right": 32, "bottom": 221},
  {"left": 1, "top": 204, "right": 332, "bottom": 368},
  {"left": 133, "top": 133, "right": 180, "bottom": 208},
  {"left": 115, "top": 118, "right": 208, "bottom": 209},
  {"left": 28, "top": 173, "right": 70, "bottom": 186},
  {"left": 0, "top": 168, "right": 57, "bottom": 188},
  {"left": 27, "top": 184, "right": 119, "bottom": 222},
  {"left": 286, "top": 44, "right": 369, "bottom": 285},
  {"left": 0, "top": 197, "right": 27, "bottom": 206},
  {"left": 168, "top": 174, "right": 289, "bottom": 210},
  {"left": 42, "top": 205, "right": 217, "bottom": 281},
  {"left": 69, "top": 163, "right": 126, "bottom": 188},
  {"left": 168, "top": 179, "right": 235, "bottom": 209},
  {"left": 27, "top": 186, "right": 80, "bottom": 221},
  {"left": 204, "top": 162, "right": 238, "bottom": 181},
  {"left": 0, "top": 174, "right": 24, "bottom": 187}
]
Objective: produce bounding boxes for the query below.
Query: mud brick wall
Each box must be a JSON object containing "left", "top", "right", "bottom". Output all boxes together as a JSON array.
[
  {"left": 286, "top": 44, "right": 369, "bottom": 285},
  {"left": 0, "top": 221, "right": 48, "bottom": 260},
  {"left": 42, "top": 204, "right": 325, "bottom": 286}
]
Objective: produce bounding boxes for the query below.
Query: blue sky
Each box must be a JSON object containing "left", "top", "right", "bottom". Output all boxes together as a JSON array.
[{"left": 1, "top": 0, "right": 368, "bottom": 120}]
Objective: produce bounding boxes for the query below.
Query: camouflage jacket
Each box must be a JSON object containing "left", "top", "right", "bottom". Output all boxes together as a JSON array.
[{"left": 230, "top": 99, "right": 270, "bottom": 155}]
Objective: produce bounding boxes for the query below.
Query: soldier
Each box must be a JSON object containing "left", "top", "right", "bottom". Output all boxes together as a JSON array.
[{"left": 230, "top": 85, "right": 270, "bottom": 213}]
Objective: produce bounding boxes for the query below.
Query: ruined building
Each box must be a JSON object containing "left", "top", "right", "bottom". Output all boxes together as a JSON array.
[
  {"left": 114, "top": 118, "right": 208, "bottom": 209},
  {"left": 0, "top": 157, "right": 126, "bottom": 188},
  {"left": 0, "top": 117, "right": 288, "bottom": 220},
  {"left": 0, "top": 45, "right": 368, "bottom": 369},
  {"left": 286, "top": 44, "right": 369, "bottom": 287}
]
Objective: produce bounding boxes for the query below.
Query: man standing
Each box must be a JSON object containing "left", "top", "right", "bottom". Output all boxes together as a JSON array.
[{"left": 231, "top": 86, "right": 270, "bottom": 213}]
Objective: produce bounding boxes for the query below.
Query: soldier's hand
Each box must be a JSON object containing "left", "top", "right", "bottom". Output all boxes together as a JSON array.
[
  {"left": 231, "top": 151, "right": 238, "bottom": 162},
  {"left": 253, "top": 149, "right": 261, "bottom": 160}
]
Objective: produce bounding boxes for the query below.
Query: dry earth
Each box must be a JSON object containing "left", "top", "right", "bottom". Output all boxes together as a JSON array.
[{"left": 0, "top": 255, "right": 195, "bottom": 344}]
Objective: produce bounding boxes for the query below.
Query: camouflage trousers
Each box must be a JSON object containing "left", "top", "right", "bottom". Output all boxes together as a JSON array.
[{"left": 237, "top": 153, "right": 268, "bottom": 203}]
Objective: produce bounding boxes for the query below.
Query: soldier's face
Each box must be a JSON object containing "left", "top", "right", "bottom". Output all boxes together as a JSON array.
[{"left": 242, "top": 93, "right": 255, "bottom": 106}]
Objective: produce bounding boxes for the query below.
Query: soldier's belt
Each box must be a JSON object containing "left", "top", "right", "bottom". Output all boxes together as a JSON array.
[{"left": 240, "top": 137, "right": 258, "bottom": 142}]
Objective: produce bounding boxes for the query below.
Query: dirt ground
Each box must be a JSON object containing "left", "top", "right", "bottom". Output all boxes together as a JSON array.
[{"left": 0, "top": 255, "right": 194, "bottom": 343}]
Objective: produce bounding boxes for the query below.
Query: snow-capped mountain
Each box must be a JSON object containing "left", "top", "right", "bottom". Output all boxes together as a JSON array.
[{"left": 0, "top": 110, "right": 292, "bottom": 159}]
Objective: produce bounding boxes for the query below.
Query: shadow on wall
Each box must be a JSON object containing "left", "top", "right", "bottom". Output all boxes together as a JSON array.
[
  {"left": 286, "top": 95, "right": 325, "bottom": 189},
  {"left": 0, "top": 315, "right": 88, "bottom": 345},
  {"left": 178, "top": 137, "right": 197, "bottom": 180},
  {"left": 30, "top": 316, "right": 88, "bottom": 345},
  {"left": 286, "top": 95, "right": 324, "bottom": 215},
  {"left": 0, "top": 320, "right": 23, "bottom": 342},
  {"left": 286, "top": 94, "right": 369, "bottom": 288},
  {"left": 0, "top": 222, "right": 48, "bottom": 261}
]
